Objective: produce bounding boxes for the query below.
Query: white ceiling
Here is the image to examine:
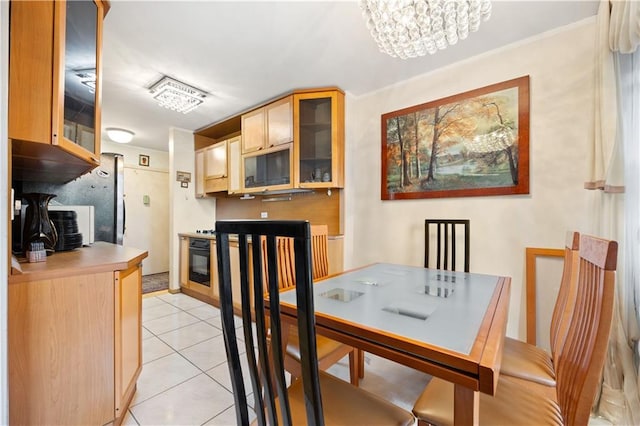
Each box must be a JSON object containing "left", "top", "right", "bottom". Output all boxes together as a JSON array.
[{"left": 100, "top": 0, "right": 599, "bottom": 152}]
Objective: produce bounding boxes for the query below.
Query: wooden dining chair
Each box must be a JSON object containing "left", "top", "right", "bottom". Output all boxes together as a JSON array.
[
  {"left": 411, "top": 234, "right": 618, "bottom": 426},
  {"left": 499, "top": 231, "right": 581, "bottom": 386},
  {"left": 424, "top": 219, "right": 470, "bottom": 272},
  {"left": 215, "top": 219, "right": 415, "bottom": 426},
  {"left": 262, "top": 225, "right": 363, "bottom": 386}
]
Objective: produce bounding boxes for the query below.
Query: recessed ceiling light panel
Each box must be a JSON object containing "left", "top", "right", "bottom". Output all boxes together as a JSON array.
[{"left": 148, "top": 75, "right": 207, "bottom": 114}]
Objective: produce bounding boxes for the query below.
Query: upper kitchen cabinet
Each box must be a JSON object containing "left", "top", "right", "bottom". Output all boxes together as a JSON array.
[
  {"left": 242, "top": 143, "right": 293, "bottom": 194},
  {"left": 194, "top": 148, "right": 205, "bottom": 198},
  {"left": 9, "top": 0, "right": 108, "bottom": 183},
  {"left": 241, "top": 96, "right": 293, "bottom": 154},
  {"left": 203, "top": 140, "right": 228, "bottom": 193},
  {"left": 194, "top": 135, "right": 241, "bottom": 196},
  {"left": 294, "top": 89, "right": 345, "bottom": 189},
  {"left": 227, "top": 136, "right": 242, "bottom": 195}
]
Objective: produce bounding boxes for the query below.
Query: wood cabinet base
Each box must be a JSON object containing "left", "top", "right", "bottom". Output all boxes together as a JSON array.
[{"left": 8, "top": 244, "right": 147, "bottom": 425}]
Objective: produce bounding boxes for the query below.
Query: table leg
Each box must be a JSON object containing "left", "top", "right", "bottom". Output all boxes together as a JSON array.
[
  {"left": 348, "top": 349, "right": 360, "bottom": 387},
  {"left": 453, "top": 385, "right": 479, "bottom": 426}
]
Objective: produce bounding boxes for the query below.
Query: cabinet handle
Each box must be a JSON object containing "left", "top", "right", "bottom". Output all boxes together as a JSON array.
[{"left": 258, "top": 147, "right": 263, "bottom": 150}]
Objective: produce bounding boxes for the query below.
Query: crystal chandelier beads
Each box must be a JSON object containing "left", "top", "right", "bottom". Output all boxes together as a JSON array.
[
  {"left": 360, "top": 0, "right": 492, "bottom": 59},
  {"left": 148, "top": 76, "right": 207, "bottom": 114}
]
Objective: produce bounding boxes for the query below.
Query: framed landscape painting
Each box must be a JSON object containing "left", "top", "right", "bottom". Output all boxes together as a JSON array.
[{"left": 381, "top": 76, "right": 530, "bottom": 200}]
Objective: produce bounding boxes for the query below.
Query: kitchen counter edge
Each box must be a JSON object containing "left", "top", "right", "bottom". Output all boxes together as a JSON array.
[
  {"left": 10, "top": 242, "right": 148, "bottom": 283},
  {"left": 179, "top": 232, "right": 344, "bottom": 240}
]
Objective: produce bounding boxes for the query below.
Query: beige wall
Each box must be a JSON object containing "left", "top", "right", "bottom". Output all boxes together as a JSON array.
[
  {"left": 101, "top": 141, "right": 170, "bottom": 275},
  {"left": 343, "top": 18, "right": 598, "bottom": 340},
  {"left": 169, "top": 128, "right": 216, "bottom": 291}
]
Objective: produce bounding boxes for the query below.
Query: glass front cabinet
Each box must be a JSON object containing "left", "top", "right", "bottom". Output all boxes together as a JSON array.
[
  {"left": 294, "top": 89, "right": 345, "bottom": 189},
  {"left": 59, "top": 0, "right": 102, "bottom": 161},
  {"left": 242, "top": 144, "right": 293, "bottom": 193},
  {"left": 9, "top": 0, "right": 106, "bottom": 182},
  {"left": 194, "top": 87, "right": 344, "bottom": 196}
]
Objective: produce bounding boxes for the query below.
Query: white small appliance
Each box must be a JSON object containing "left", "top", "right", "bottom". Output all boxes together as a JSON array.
[{"left": 48, "top": 205, "right": 95, "bottom": 245}]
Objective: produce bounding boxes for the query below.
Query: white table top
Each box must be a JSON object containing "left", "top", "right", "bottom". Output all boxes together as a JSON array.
[{"left": 278, "top": 262, "right": 503, "bottom": 355}]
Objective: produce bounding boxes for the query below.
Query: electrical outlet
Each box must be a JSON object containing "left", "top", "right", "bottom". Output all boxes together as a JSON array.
[{"left": 260, "top": 211, "right": 268, "bottom": 218}]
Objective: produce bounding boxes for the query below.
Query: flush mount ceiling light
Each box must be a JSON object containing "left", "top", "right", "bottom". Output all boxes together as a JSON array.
[
  {"left": 359, "top": 0, "right": 492, "bottom": 59},
  {"left": 148, "top": 75, "right": 207, "bottom": 114},
  {"left": 106, "top": 127, "right": 135, "bottom": 144}
]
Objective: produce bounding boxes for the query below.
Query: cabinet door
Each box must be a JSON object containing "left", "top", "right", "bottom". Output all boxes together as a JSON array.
[
  {"left": 179, "top": 236, "right": 189, "bottom": 287},
  {"left": 8, "top": 271, "right": 114, "bottom": 425},
  {"left": 227, "top": 136, "right": 242, "bottom": 194},
  {"left": 242, "top": 144, "right": 293, "bottom": 193},
  {"left": 266, "top": 96, "right": 293, "bottom": 147},
  {"left": 54, "top": 0, "right": 102, "bottom": 164},
  {"left": 241, "top": 107, "right": 265, "bottom": 154},
  {"left": 294, "top": 90, "right": 345, "bottom": 188},
  {"left": 8, "top": 1, "right": 55, "bottom": 144},
  {"left": 195, "top": 148, "right": 205, "bottom": 198},
  {"left": 114, "top": 263, "right": 142, "bottom": 419},
  {"left": 210, "top": 241, "right": 219, "bottom": 299},
  {"left": 9, "top": 0, "right": 105, "bottom": 181},
  {"left": 205, "top": 141, "right": 227, "bottom": 179}
]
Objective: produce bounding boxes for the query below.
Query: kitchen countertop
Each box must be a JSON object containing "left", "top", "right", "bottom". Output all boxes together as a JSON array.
[
  {"left": 179, "top": 232, "right": 344, "bottom": 240},
  {"left": 10, "top": 242, "right": 148, "bottom": 283}
]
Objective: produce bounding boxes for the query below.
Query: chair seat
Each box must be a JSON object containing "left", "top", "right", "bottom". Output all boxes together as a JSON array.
[
  {"left": 500, "top": 337, "right": 556, "bottom": 386},
  {"left": 282, "top": 371, "right": 415, "bottom": 425},
  {"left": 286, "top": 330, "right": 349, "bottom": 361},
  {"left": 412, "top": 376, "right": 563, "bottom": 426}
]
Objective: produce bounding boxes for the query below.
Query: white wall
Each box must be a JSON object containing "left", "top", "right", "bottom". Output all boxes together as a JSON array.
[
  {"left": 102, "top": 141, "right": 170, "bottom": 275},
  {"left": 344, "top": 18, "right": 598, "bottom": 340},
  {"left": 169, "top": 128, "right": 216, "bottom": 291}
]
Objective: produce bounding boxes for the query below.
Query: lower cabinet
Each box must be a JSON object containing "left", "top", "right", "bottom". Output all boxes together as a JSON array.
[
  {"left": 178, "top": 234, "right": 343, "bottom": 315},
  {"left": 179, "top": 235, "right": 247, "bottom": 315},
  {"left": 114, "top": 263, "right": 143, "bottom": 418},
  {"left": 179, "top": 235, "right": 189, "bottom": 287},
  {"left": 8, "top": 245, "right": 146, "bottom": 425},
  {"left": 179, "top": 235, "right": 217, "bottom": 299}
]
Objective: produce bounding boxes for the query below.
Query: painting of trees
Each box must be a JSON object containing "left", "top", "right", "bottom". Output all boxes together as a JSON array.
[{"left": 381, "top": 76, "right": 530, "bottom": 200}]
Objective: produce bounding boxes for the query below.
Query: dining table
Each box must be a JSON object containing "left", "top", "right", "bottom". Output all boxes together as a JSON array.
[{"left": 275, "top": 262, "right": 511, "bottom": 426}]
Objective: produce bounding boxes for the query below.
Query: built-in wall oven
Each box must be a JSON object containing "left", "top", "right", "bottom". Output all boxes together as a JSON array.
[{"left": 189, "top": 238, "right": 211, "bottom": 287}]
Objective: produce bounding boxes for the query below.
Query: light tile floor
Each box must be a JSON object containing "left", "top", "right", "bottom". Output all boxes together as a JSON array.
[{"left": 124, "top": 291, "right": 430, "bottom": 425}]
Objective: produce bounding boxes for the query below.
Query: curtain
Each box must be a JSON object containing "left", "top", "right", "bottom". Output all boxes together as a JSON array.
[
  {"left": 591, "top": 1, "right": 640, "bottom": 423},
  {"left": 586, "top": 0, "right": 620, "bottom": 192},
  {"left": 609, "top": 0, "right": 640, "bottom": 53}
]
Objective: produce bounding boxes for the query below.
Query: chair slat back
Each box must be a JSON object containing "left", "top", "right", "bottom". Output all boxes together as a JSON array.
[
  {"left": 424, "top": 219, "right": 470, "bottom": 272},
  {"left": 311, "top": 225, "right": 329, "bottom": 279},
  {"left": 549, "top": 231, "right": 581, "bottom": 360},
  {"left": 555, "top": 234, "right": 617, "bottom": 426},
  {"left": 262, "top": 224, "right": 330, "bottom": 289},
  {"left": 262, "top": 236, "right": 296, "bottom": 290},
  {"left": 216, "top": 220, "right": 324, "bottom": 426}
]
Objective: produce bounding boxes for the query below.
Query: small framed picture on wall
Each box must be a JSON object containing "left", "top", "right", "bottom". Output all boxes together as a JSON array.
[{"left": 139, "top": 154, "right": 150, "bottom": 167}]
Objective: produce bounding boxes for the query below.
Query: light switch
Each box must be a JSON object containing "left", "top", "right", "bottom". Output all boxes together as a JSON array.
[{"left": 143, "top": 195, "right": 150, "bottom": 205}]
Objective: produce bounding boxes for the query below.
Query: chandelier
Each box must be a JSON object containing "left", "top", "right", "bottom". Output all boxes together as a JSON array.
[
  {"left": 148, "top": 75, "right": 207, "bottom": 114},
  {"left": 359, "top": 0, "right": 492, "bottom": 59}
]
